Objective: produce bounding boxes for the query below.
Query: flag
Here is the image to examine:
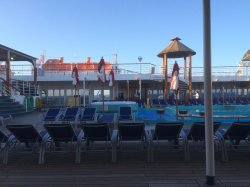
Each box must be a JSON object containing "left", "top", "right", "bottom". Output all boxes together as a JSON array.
[
  {"left": 36, "top": 55, "right": 45, "bottom": 68},
  {"left": 109, "top": 69, "right": 115, "bottom": 87},
  {"left": 170, "top": 61, "right": 180, "bottom": 91},
  {"left": 72, "top": 66, "right": 80, "bottom": 86},
  {"left": 98, "top": 57, "right": 106, "bottom": 83}
]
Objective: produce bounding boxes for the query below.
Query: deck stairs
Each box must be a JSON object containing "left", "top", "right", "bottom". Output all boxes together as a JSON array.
[{"left": 0, "top": 78, "right": 37, "bottom": 116}]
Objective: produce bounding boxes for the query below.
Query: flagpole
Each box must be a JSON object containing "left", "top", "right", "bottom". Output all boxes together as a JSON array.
[
  {"left": 83, "top": 74, "right": 86, "bottom": 107},
  {"left": 102, "top": 83, "right": 104, "bottom": 112},
  {"left": 175, "top": 91, "right": 178, "bottom": 120},
  {"left": 74, "top": 86, "right": 76, "bottom": 107}
]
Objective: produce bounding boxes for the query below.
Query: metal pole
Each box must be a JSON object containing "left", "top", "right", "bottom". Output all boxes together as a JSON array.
[
  {"left": 83, "top": 75, "right": 86, "bottom": 107},
  {"left": 138, "top": 56, "right": 142, "bottom": 100},
  {"left": 203, "top": 0, "right": 215, "bottom": 185}
]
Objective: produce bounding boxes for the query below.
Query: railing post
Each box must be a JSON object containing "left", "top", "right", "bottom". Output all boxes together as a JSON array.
[
  {"left": 25, "top": 97, "right": 28, "bottom": 112},
  {"left": 29, "top": 82, "right": 31, "bottom": 95}
]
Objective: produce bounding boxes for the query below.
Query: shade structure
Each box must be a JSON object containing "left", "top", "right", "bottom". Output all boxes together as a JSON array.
[
  {"left": 157, "top": 37, "right": 196, "bottom": 100},
  {"left": 157, "top": 37, "right": 196, "bottom": 58}
]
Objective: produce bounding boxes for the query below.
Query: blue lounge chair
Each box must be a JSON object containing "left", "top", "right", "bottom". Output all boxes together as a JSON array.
[
  {"left": 60, "top": 107, "right": 79, "bottom": 122},
  {"left": 0, "top": 128, "right": 15, "bottom": 164},
  {"left": 118, "top": 106, "right": 133, "bottom": 121},
  {"left": 79, "top": 107, "right": 97, "bottom": 122},
  {"left": 135, "top": 99, "right": 145, "bottom": 108},
  {"left": 182, "top": 122, "right": 221, "bottom": 161},
  {"left": 0, "top": 112, "right": 12, "bottom": 125},
  {"left": 148, "top": 122, "right": 186, "bottom": 162},
  {"left": 114, "top": 122, "right": 150, "bottom": 162},
  {"left": 43, "top": 108, "right": 61, "bottom": 122},
  {"left": 158, "top": 99, "right": 168, "bottom": 107},
  {"left": 216, "top": 122, "right": 250, "bottom": 162},
  {"left": 81, "top": 123, "right": 116, "bottom": 162},
  {"left": 5, "top": 124, "right": 49, "bottom": 164},
  {"left": 44, "top": 123, "right": 83, "bottom": 163},
  {"left": 151, "top": 98, "right": 160, "bottom": 107}
]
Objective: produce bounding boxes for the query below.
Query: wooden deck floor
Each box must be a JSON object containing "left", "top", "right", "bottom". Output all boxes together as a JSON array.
[{"left": 1, "top": 112, "right": 250, "bottom": 187}]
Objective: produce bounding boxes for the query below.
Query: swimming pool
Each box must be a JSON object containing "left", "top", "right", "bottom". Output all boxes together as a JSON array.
[
  {"left": 137, "top": 105, "right": 250, "bottom": 126},
  {"left": 169, "top": 105, "right": 250, "bottom": 116}
]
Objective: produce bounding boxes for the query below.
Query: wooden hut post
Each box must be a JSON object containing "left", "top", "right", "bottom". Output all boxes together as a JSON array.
[
  {"left": 188, "top": 55, "right": 192, "bottom": 99},
  {"left": 33, "top": 60, "right": 37, "bottom": 84},
  {"left": 184, "top": 56, "right": 187, "bottom": 80},
  {"left": 164, "top": 54, "right": 168, "bottom": 100}
]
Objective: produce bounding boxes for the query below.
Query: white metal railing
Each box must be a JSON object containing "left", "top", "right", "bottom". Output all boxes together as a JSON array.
[{"left": 5, "top": 63, "right": 250, "bottom": 78}]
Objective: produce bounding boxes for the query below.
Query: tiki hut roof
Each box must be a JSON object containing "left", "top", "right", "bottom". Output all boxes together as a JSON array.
[
  {"left": 242, "top": 49, "right": 250, "bottom": 61},
  {"left": 157, "top": 37, "right": 196, "bottom": 58}
]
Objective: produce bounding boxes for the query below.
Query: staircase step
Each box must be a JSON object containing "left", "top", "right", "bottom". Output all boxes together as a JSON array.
[{"left": 0, "top": 96, "right": 33, "bottom": 116}]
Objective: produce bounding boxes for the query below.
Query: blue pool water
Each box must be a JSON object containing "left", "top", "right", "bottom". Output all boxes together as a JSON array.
[{"left": 137, "top": 105, "right": 250, "bottom": 127}]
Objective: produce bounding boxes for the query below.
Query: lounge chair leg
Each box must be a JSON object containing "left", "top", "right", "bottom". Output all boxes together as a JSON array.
[
  {"left": 224, "top": 143, "right": 229, "bottom": 162},
  {"left": 112, "top": 144, "right": 117, "bottom": 163},
  {"left": 39, "top": 145, "right": 42, "bottom": 164},
  {"left": 3, "top": 145, "right": 9, "bottom": 165},
  {"left": 150, "top": 143, "right": 154, "bottom": 162},
  {"left": 75, "top": 142, "right": 81, "bottom": 164},
  {"left": 185, "top": 140, "right": 190, "bottom": 162}
]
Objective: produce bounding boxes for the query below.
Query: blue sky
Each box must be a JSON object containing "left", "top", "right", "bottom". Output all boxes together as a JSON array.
[{"left": 0, "top": 0, "right": 249, "bottom": 67}]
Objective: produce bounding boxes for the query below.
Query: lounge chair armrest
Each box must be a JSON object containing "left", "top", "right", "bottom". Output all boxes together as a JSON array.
[
  {"left": 111, "top": 129, "right": 118, "bottom": 144},
  {"left": 145, "top": 129, "right": 153, "bottom": 143},
  {"left": 215, "top": 130, "right": 224, "bottom": 141},
  {"left": 41, "top": 132, "right": 50, "bottom": 142},
  {"left": 8, "top": 134, "right": 16, "bottom": 142},
  {"left": 180, "top": 129, "right": 187, "bottom": 139},
  {"left": 77, "top": 129, "right": 84, "bottom": 141},
  {"left": 59, "top": 114, "right": 64, "bottom": 120},
  {"left": 94, "top": 114, "right": 98, "bottom": 122}
]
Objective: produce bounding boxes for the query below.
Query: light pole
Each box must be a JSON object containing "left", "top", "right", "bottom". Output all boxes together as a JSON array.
[{"left": 138, "top": 56, "right": 142, "bottom": 100}]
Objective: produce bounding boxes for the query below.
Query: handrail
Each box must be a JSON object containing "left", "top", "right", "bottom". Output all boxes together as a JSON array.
[
  {"left": 0, "top": 77, "right": 12, "bottom": 96},
  {"left": 0, "top": 77, "right": 39, "bottom": 96}
]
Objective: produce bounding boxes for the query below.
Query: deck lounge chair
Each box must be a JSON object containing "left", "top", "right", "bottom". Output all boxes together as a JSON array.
[
  {"left": 43, "top": 108, "right": 61, "bottom": 122},
  {"left": 114, "top": 122, "right": 150, "bottom": 162},
  {"left": 118, "top": 106, "right": 133, "bottom": 121},
  {"left": 182, "top": 122, "right": 221, "bottom": 161},
  {"left": 79, "top": 107, "right": 97, "bottom": 122},
  {"left": 5, "top": 124, "right": 49, "bottom": 164},
  {"left": 151, "top": 98, "right": 160, "bottom": 107},
  {"left": 0, "top": 128, "right": 15, "bottom": 164},
  {"left": 135, "top": 99, "right": 145, "bottom": 108},
  {"left": 216, "top": 122, "right": 250, "bottom": 162},
  {"left": 81, "top": 123, "right": 117, "bottom": 162},
  {"left": 44, "top": 123, "right": 83, "bottom": 163},
  {"left": 60, "top": 107, "right": 79, "bottom": 122},
  {"left": 148, "top": 122, "right": 186, "bottom": 162},
  {"left": 158, "top": 99, "right": 168, "bottom": 107},
  {"left": 0, "top": 112, "right": 12, "bottom": 125}
]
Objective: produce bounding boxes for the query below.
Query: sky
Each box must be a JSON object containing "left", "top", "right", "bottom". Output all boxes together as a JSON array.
[{"left": 0, "top": 0, "right": 249, "bottom": 68}]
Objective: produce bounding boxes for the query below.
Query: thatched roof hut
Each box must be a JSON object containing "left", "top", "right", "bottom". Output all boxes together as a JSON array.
[
  {"left": 157, "top": 37, "right": 196, "bottom": 100},
  {"left": 157, "top": 37, "right": 196, "bottom": 58}
]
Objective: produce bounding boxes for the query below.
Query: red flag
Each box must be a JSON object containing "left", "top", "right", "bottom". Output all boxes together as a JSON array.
[
  {"left": 98, "top": 57, "right": 106, "bottom": 83},
  {"left": 109, "top": 69, "right": 115, "bottom": 87},
  {"left": 170, "top": 61, "right": 180, "bottom": 91},
  {"left": 72, "top": 66, "right": 80, "bottom": 86}
]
